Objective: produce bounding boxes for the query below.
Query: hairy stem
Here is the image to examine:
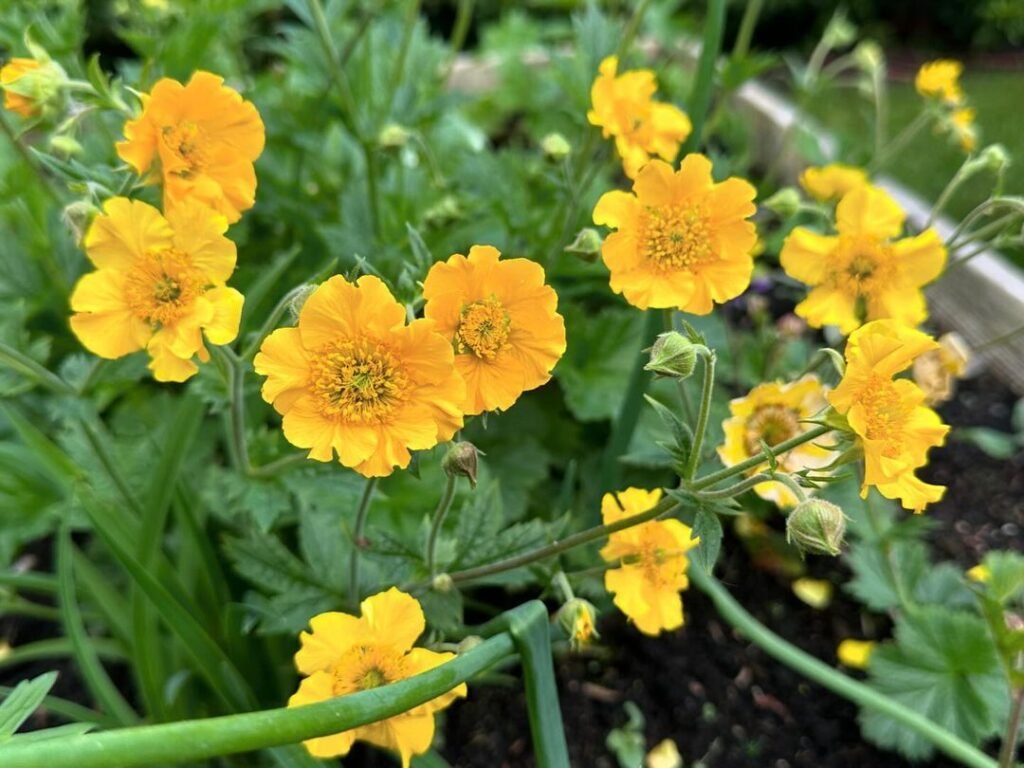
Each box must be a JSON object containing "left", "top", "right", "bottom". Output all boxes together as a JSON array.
[
  {"left": 426, "top": 474, "right": 459, "bottom": 577},
  {"left": 348, "top": 476, "right": 379, "bottom": 605}
]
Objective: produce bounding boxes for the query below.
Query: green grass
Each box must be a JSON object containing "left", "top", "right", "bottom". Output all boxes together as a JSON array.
[{"left": 805, "top": 70, "right": 1024, "bottom": 265}]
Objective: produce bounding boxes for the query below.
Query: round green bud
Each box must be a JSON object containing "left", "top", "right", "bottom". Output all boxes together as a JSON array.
[
  {"left": 540, "top": 132, "right": 571, "bottom": 160},
  {"left": 431, "top": 573, "right": 454, "bottom": 593},
  {"left": 763, "top": 187, "right": 801, "bottom": 218},
  {"left": 378, "top": 123, "right": 412, "bottom": 149},
  {"left": 442, "top": 441, "right": 479, "bottom": 488},
  {"left": 644, "top": 331, "right": 697, "bottom": 380},
  {"left": 786, "top": 499, "right": 847, "bottom": 556},
  {"left": 564, "top": 227, "right": 603, "bottom": 261}
]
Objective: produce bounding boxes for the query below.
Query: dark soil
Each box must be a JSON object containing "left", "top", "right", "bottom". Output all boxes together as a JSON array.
[{"left": 444, "top": 372, "right": 1023, "bottom": 768}]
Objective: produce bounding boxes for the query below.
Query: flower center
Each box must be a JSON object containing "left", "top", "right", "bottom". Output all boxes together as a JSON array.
[
  {"left": 640, "top": 204, "right": 716, "bottom": 272},
  {"left": 331, "top": 645, "right": 404, "bottom": 697},
  {"left": 455, "top": 296, "right": 511, "bottom": 360},
  {"left": 309, "top": 339, "right": 409, "bottom": 423},
  {"left": 635, "top": 527, "right": 685, "bottom": 588},
  {"left": 856, "top": 375, "right": 912, "bottom": 457},
  {"left": 161, "top": 121, "right": 208, "bottom": 177},
  {"left": 743, "top": 404, "right": 802, "bottom": 456},
  {"left": 830, "top": 235, "right": 896, "bottom": 304},
  {"left": 124, "top": 248, "right": 204, "bottom": 327}
]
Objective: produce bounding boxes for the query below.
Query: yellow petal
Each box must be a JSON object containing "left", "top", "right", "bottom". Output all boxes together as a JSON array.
[
  {"left": 792, "top": 578, "right": 833, "bottom": 609},
  {"left": 593, "top": 190, "right": 640, "bottom": 230},
  {"left": 253, "top": 327, "right": 311, "bottom": 407},
  {"left": 299, "top": 275, "right": 405, "bottom": 350},
  {"left": 780, "top": 229, "right": 838, "bottom": 286},
  {"left": 84, "top": 197, "right": 174, "bottom": 271},
  {"left": 295, "top": 611, "right": 364, "bottom": 675},
  {"left": 360, "top": 588, "right": 425, "bottom": 651},
  {"left": 69, "top": 310, "right": 148, "bottom": 359},
  {"left": 166, "top": 199, "right": 236, "bottom": 283},
  {"left": 836, "top": 185, "right": 905, "bottom": 239},
  {"left": 202, "top": 286, "right": 244, "bottom": 345},
  {"left": 892, "top": 229, "right": 946, "bottom": 286}
]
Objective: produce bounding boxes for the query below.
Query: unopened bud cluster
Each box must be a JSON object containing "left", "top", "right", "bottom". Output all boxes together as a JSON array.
[{"left": 786, "top": 499, "right": 847, "bottom": 556}]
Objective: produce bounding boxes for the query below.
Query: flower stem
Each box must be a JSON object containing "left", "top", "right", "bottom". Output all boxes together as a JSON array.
[
  {"left": 212, "top": 346, "right": 252, "bottom": 475},
  {"left": 680, "top": 0, "right": 727, "bottom": 154},
  {"left": 772, "top": 472, "right": 808, "bottom": 504},
  {"left": 694, "top": 473, "right": 772, "bottom": 501},
  {"left": 449, "top": 0, "right": 475, "bottom": 53},
  {"left": 612, "top": 0, "right": 653, "bottom": 61},
  {"left": 247, "top": 452, "right": 308, "bottom": 479},
  {"left": 685, "top": 349, "right": 716, "bottom": 481},
  {"left": 691, "top": 424, "right": 831, "bottom": 491},
  {"left": 869, "top": 111, "right": 931, "bottom": 174},
  {"left": 998, "top": 686, "right": 1024, "bottom": 768},
  {"left": 689, "top": 564, "right": 998, "bottom": 768},
  {"left": 426, "top": 473, "right": 459, "bottom": 577},
  {"left": 731, "top": 0, "right": 764, "bottom": 60},
  {"left": 0, "top": 342, "right": 75, "bottom": 396},
  {"left": 348, "top": 476, "right": 379, "bottom": 605}
]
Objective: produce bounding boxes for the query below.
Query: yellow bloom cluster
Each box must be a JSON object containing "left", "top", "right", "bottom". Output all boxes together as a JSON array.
[{"left": 915, "top": 59, "right": 977, "bottom": 152}]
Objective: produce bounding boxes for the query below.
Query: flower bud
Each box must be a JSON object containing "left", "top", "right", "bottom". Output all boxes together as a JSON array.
[
  {"left": 763, "top": 187, "right": 801, "bottom": 218},
  {"left": 556, "top": 598, "right": 598, "bottom": 650},
  {"left": 1, "top": 54, "right": 67, "bottom": 119},
  {"left": 442, "top": 441, "right": 479, "bottom": 487},
  {"left": 49, "top": 134, "right": 83, "bottom": 156},
  {"left": 644, "top": 331, "right": 697, "bottom": 380},
  {"left": 431, "top": 573, "right": 454, "bottom": 593},
  {"left": 853, "top": 41, "right": 884, "bottom": 74},
  {"left": 786, "top": 499, "right": 846, "bottom": 556},
  {"left": 540, "top": 132, "right": 571, "bottom": 160},
  {"left": 423, "top": 195, "right": 463, "bottom": 227},
  {"left": 978, "top": 143, "right": 1010, "bottom": 173},
  {"left": 287, "top": 284, "right": 317, "bottom": 322},
  {"left": 378, "top": 122, "right": 412, "bottom": 149},
  {"left": 564, "top": 227, "right": 602, "bottom": 261},
  {"left": 822, "top": 12, "right": 856, "bottom": 49}
]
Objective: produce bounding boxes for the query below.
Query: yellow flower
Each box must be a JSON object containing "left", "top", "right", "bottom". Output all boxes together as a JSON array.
[
  {"left": 967, "top": 564, "right": 990, "bottom": 583},
  {"left": 599, "top": 488, "right": 698, "bottom": 636},
  {"left": 718, "top": 376, "right": 836, "bottom": 508},
  {"left": 253, "top": 275, "right": 465, "bottom": 477},
  {"left": 948, "top": 107, "right": 978, "bottom": 152},
  {"left": 288, "top": 588, "right": 467, "bottom": 767},
  {"left": 117, "top": 71, "right": 265, "bottom": 224},
  {"left": 792, "top": 578, "right": 833, "bottom": 609},
  {"left": 828, "top": 320, "right": 950, "bottom": 512},
  {"left": 915, "top": 59, "right": 964, "bottom": 104},
  {"left": 799, "top": 163, "right": 869, "bottom": 202},
  {"left": 780, "top": 184, "right": 946, "bottom": 334},
  {"left": 1, "top": 56, "right": 65, "bottom": 117},
  {"left": 912, "top": 331, "right": 970, "bottom": 405},
  {"left": 69, "top": 197, "right": 243, "bottom": 382},
  {"left": 837, "top": 639, "right": 875, "bottom": 669},
  {"left": 422, "top": 245, "right": 566, "bottom": 415},
  {"left": 593, "top": 155, "right": 758, "bottom": 313},
  {"left": 646, "top": 738, "right": 683, "bottom": 768},
  {"left": 587, "top": 56, "right": 692, "bottom": 179}
]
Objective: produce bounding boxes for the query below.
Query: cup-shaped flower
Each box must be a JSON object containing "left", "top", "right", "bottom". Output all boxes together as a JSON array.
[
  {"left": 254, "top": 275, "right": 465, "bottom": 477},
  {"left": 117, "top": 71, "right": 265, "bottom": 223},
  {"left": 422, "top": 245, "right": 566, "bottom": 415},
  {"left": 798, "top": 163, "right": 869, "bottom": 203},
  {"left": 828, "top": 320, "right": 949, "bottom": 512},
  {"left": 593, "top": 155, "right": 758, "bottom": 313},
  {"left": 718, "top": 376, "right": 837, "bottom": 508},
  {"left": 587, "top": 56, "right": 691, "bottom": 180},
  {"left": 599, "top": 488, "right": 698, "bottom": 636},
  {"left": 915, "top": 59, "right": 964, "bottom": 104},
  {"left": 1, "top": 56, "right": 66, "bottom": 118},
  {"left": 780, "top": 184, "right": 946, "bottom": 334},
  {"left": 69, "top": 197, "right": 243, "bottom": 382},
  {"left": 288, "top": 588, "right": 467, "bottom": 767}
]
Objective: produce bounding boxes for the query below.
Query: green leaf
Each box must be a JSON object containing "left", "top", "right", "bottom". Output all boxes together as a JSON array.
[
  {"left": 956, "top": 427, "right": 1021, "bottom": 459},
  {"left": 691, "top": 507, "right": 723, "bottom": 573},
  {"left": 860, "top": 607, "right": 1008, "bottom": 761},
  {"left": 845, "top": 539, "right": 927, "bottom": 612},
  {"left": 419, "top": 588, "right": 464, "bottom": 635},
  {"left": 7, "top": 722, "right": 95, "bottom": 744},
  {"left": 0, "top": 672, "right": 57, "bottom": 740},
  {"left": 979, "top": 550, "right": 1024, "bottom": 605}
]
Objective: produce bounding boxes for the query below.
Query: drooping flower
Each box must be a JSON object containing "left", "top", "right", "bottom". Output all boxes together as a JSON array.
[
  {"left": 718, "top": 376, "right": 836, "bottom": 508},
  {"left": 599, "top": 488, "right": 698, "bottom": 636},
  {"left": 912, "top": 331, "right": 970, "bottom": 405},
  {"left": 253, "top": 275, "right": 465, "bottom": 477},
  {"left": 117, "top": 71, "right": 265, "bottom": 223},
  {"left": 69, "top": 197, "right": 243, "bottom": 382},
  {"left": 1, "top": 56, "right": 65, "bottom": 118},
  {"left": 837, "top": 639, "right": 875, "bottom": 669},
  {"left": 593, "top": 155, "right": 758, "bottom": 313},
  {"left": 780, "top": 184, "right": 946, "bottom": 334},
  {"left": 288, "top": 588, "right": 467, "bottom": 767},
  {"left": 422, "top": 245, "right": 566, "bottom": 415},
  {"left": 828, "top": 320, "right": 950, "bottom": 512},
  {"left": 587, "top": 56, "right": 692, "bottom": 179},
  {"left": 799, "top": 163, "right": 869, "bottom": 203},
  {"left": 947, "top": 107, "right": 978, "bottom": 153},
  {"left": 915, "top": 59, "right": 964, "bottom": 104}
]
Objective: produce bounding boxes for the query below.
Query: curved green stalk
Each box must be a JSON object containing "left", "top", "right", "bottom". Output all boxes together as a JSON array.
[
  {"left": 0, "top": 342, "right": 75, "bottom": 396},
  {"left": 689, "top": 565, "right": 998, "bottom": 768},
  {"left": 685, "top": 349, "right": 716, "bottom": 481},
  {"left": 0, "top": 633, "right": 516, "bottom": 768},
  {"left": 426, "top": 474, "right": 459, "bottom": 577},
  {"left": 348, "top": 476, "right": 379, "bottom": 605}
]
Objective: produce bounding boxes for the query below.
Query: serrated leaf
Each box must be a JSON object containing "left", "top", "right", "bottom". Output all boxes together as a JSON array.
[
  {"left": 845, "top": 539, "right": 927, "bottom": 611},
  {"left": 223, "top": 532, "right": 338, "bottom": 598},
  {"left": 691, "top": 508, "right": 723, "bottom": 573},
  {"left": 0, "top": 672, "right": 58, "bottom": 740}
]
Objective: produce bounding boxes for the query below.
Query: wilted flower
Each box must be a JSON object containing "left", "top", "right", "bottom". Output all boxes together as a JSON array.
[{"left": 912, "top": 331, "right": 970, "bottom": 405}]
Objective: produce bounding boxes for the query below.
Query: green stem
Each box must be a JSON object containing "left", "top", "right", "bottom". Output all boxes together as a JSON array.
[
  {"left": 692, "top": 424, "right": 831, "bottom": 491},
  {"left": 998, "top": 686, "right": 1024, "bottom": 768},
  {"left": 612, "top": 0, "right": 653, "bottom": 61},
  {"left": 0, "top": 633, "right": 516, "bottom": 768},
  {"left": 685, "top": 349, "right": 716, "bottom": 481},
  {"left": 449, "top": 0, "right": 475, "bottom": 53},
  {"left": 731, "top": 0, "right": 764, "bottom": 59},
  {"left": 248, "top": 453, "right": 308, "bottom": 479},
  {"left": 306, "top": 0, "right": 358, "bottom": 124},
  {"left": 0, "top": 111, "right": 62, "bottom": 206},
  {"left": 927, "top": 159, "right": 971, "bottom": 228},
  {"left": 680, "top": 0, "right": 727, "bottom": 154},
  {"left": 772, "top": 473, "right": 808, "bottom": 504},
  {"left": 348, "top": 476, "right": 379, "bottom": 605},
  {"left": 0, "top": 571, "right": 57, "bottom": 594},
  {"left": 362, "top": 141, "right": 382, "bottom": 240},
  {"left": 0, "top": 342, "right": 75, "bottom": 396},
  {"left": 862, "top": 488, "right": 916, "bottom": 615},
  {"left": 869, "top": 111, "right": 931, "bottom": 174},
  {"left": 212, "top": 347, "right": 252, "bottom": 475},
  {"left": 694, "top": 472, "right": 772, "bottom": 501},
  {"left": 689, "top": 565, "right": 998, "bottom": 768},
  {"left": 426, "top": 474, "right": 459, "bottom": 577}
]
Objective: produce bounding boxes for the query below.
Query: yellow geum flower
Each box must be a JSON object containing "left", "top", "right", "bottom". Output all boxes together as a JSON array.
[
  {"left": 967, "top": 564, "right": 990, "bottom": 583},
  {"left": 718, "top": 375, "right": 836, "bottom": 508},
  {"left": 837, "top": 639, "right": 875, "bottom": 669},
  {"left": 288, "top": 588, "right": 467, "bottom": 767},
  {"left": 828, "top": 320, "right": 950, "bottom": 512},
  {"left": 915, "top": 59, "right": 964, "bottom": 104},
  {"left": 799, "top": 163, "right": 869, "bottom": 203},
  {"left": 253, "top": 275, "right": 464, "bottom": 478},
  {"left": 593, "top": 155, "right": 758, "bottom": 313},
  {"left": 599, "top": 488, "right": 698, "bottom": 636},
  {"left": 422, "top": 245, "right": 566, "bottom": 415},
  {"left": 948, "top": 107, "right": 978, "bottom": 153},
  {"left": 69, "top": 197, "right": 243, "bottom": 382},
  {"left": 912, "top": 331, "right": 970, "bottom": 405},
  {"left": 587, "top": 55, "right": 692, "bottom": 179},
  {"left": 117, "top": 71, "right": 265, "bottom": 224},
  {"left": 780, "top": 184, "right": 946, "bottom": 334},
  {"left": 1, "top": 56, "right": 65, "bottom": 118}
]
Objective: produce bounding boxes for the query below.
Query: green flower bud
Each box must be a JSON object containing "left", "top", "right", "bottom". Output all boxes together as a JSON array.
[
  {"left": 540, "top": 132, "right": 571, "bottom": 160},
  {"left": 763, "top": 187, "right": 801, "bottom": 218},
  {"left": 786, "top": 499, "right": 847, "bottom": 556},
  {"left": 564, "top": 227, "right": 603, "bottom": 261},
  {"left": 442, "top": 441, "right": 479, "bottom": 488},
  {"left": 853, "top": 41, "right": 884, "bottom": 74},
  {"left": 822, "top": 12, "right": 856, "bottom": 49},
  {"left": 978, "top": 143, "right": 1010, "bottom": 173},
  {"left": 287, "top": 284, "right": 318, "bottom": 322},
  {"left": 556, "top": 598, "right": 598, "bottom": 650},
  {"left": 431, "top": 573, "right": 454, "bottom": 593},
  {"left": 644, "top": 332, "right": 697, "bottom": 380},
  {"left": 49, "top": 134, "right": 83, "bottom": 156},
  {"left": 423, "top": 195, "right": 463, "bottom": 227},
  {"left": 378, "top": 122, "right": 412, "bottom": 149}
]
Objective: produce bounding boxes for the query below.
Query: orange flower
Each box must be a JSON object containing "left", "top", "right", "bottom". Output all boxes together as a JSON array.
[
  {"left": 422, "top": 245, "right": 566, "bottom": 415},
  {"left": 593, "top": 155, "right": 758, "bottom": 313},
  {"left": 117, "top": 71, "right": 265, "bottom": 223},
  {"left": 587, "top": 56, "right": 691, "bottom": 179},
  {"left": 254, "top": 275, "right": 465, "bottom": 477}
]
